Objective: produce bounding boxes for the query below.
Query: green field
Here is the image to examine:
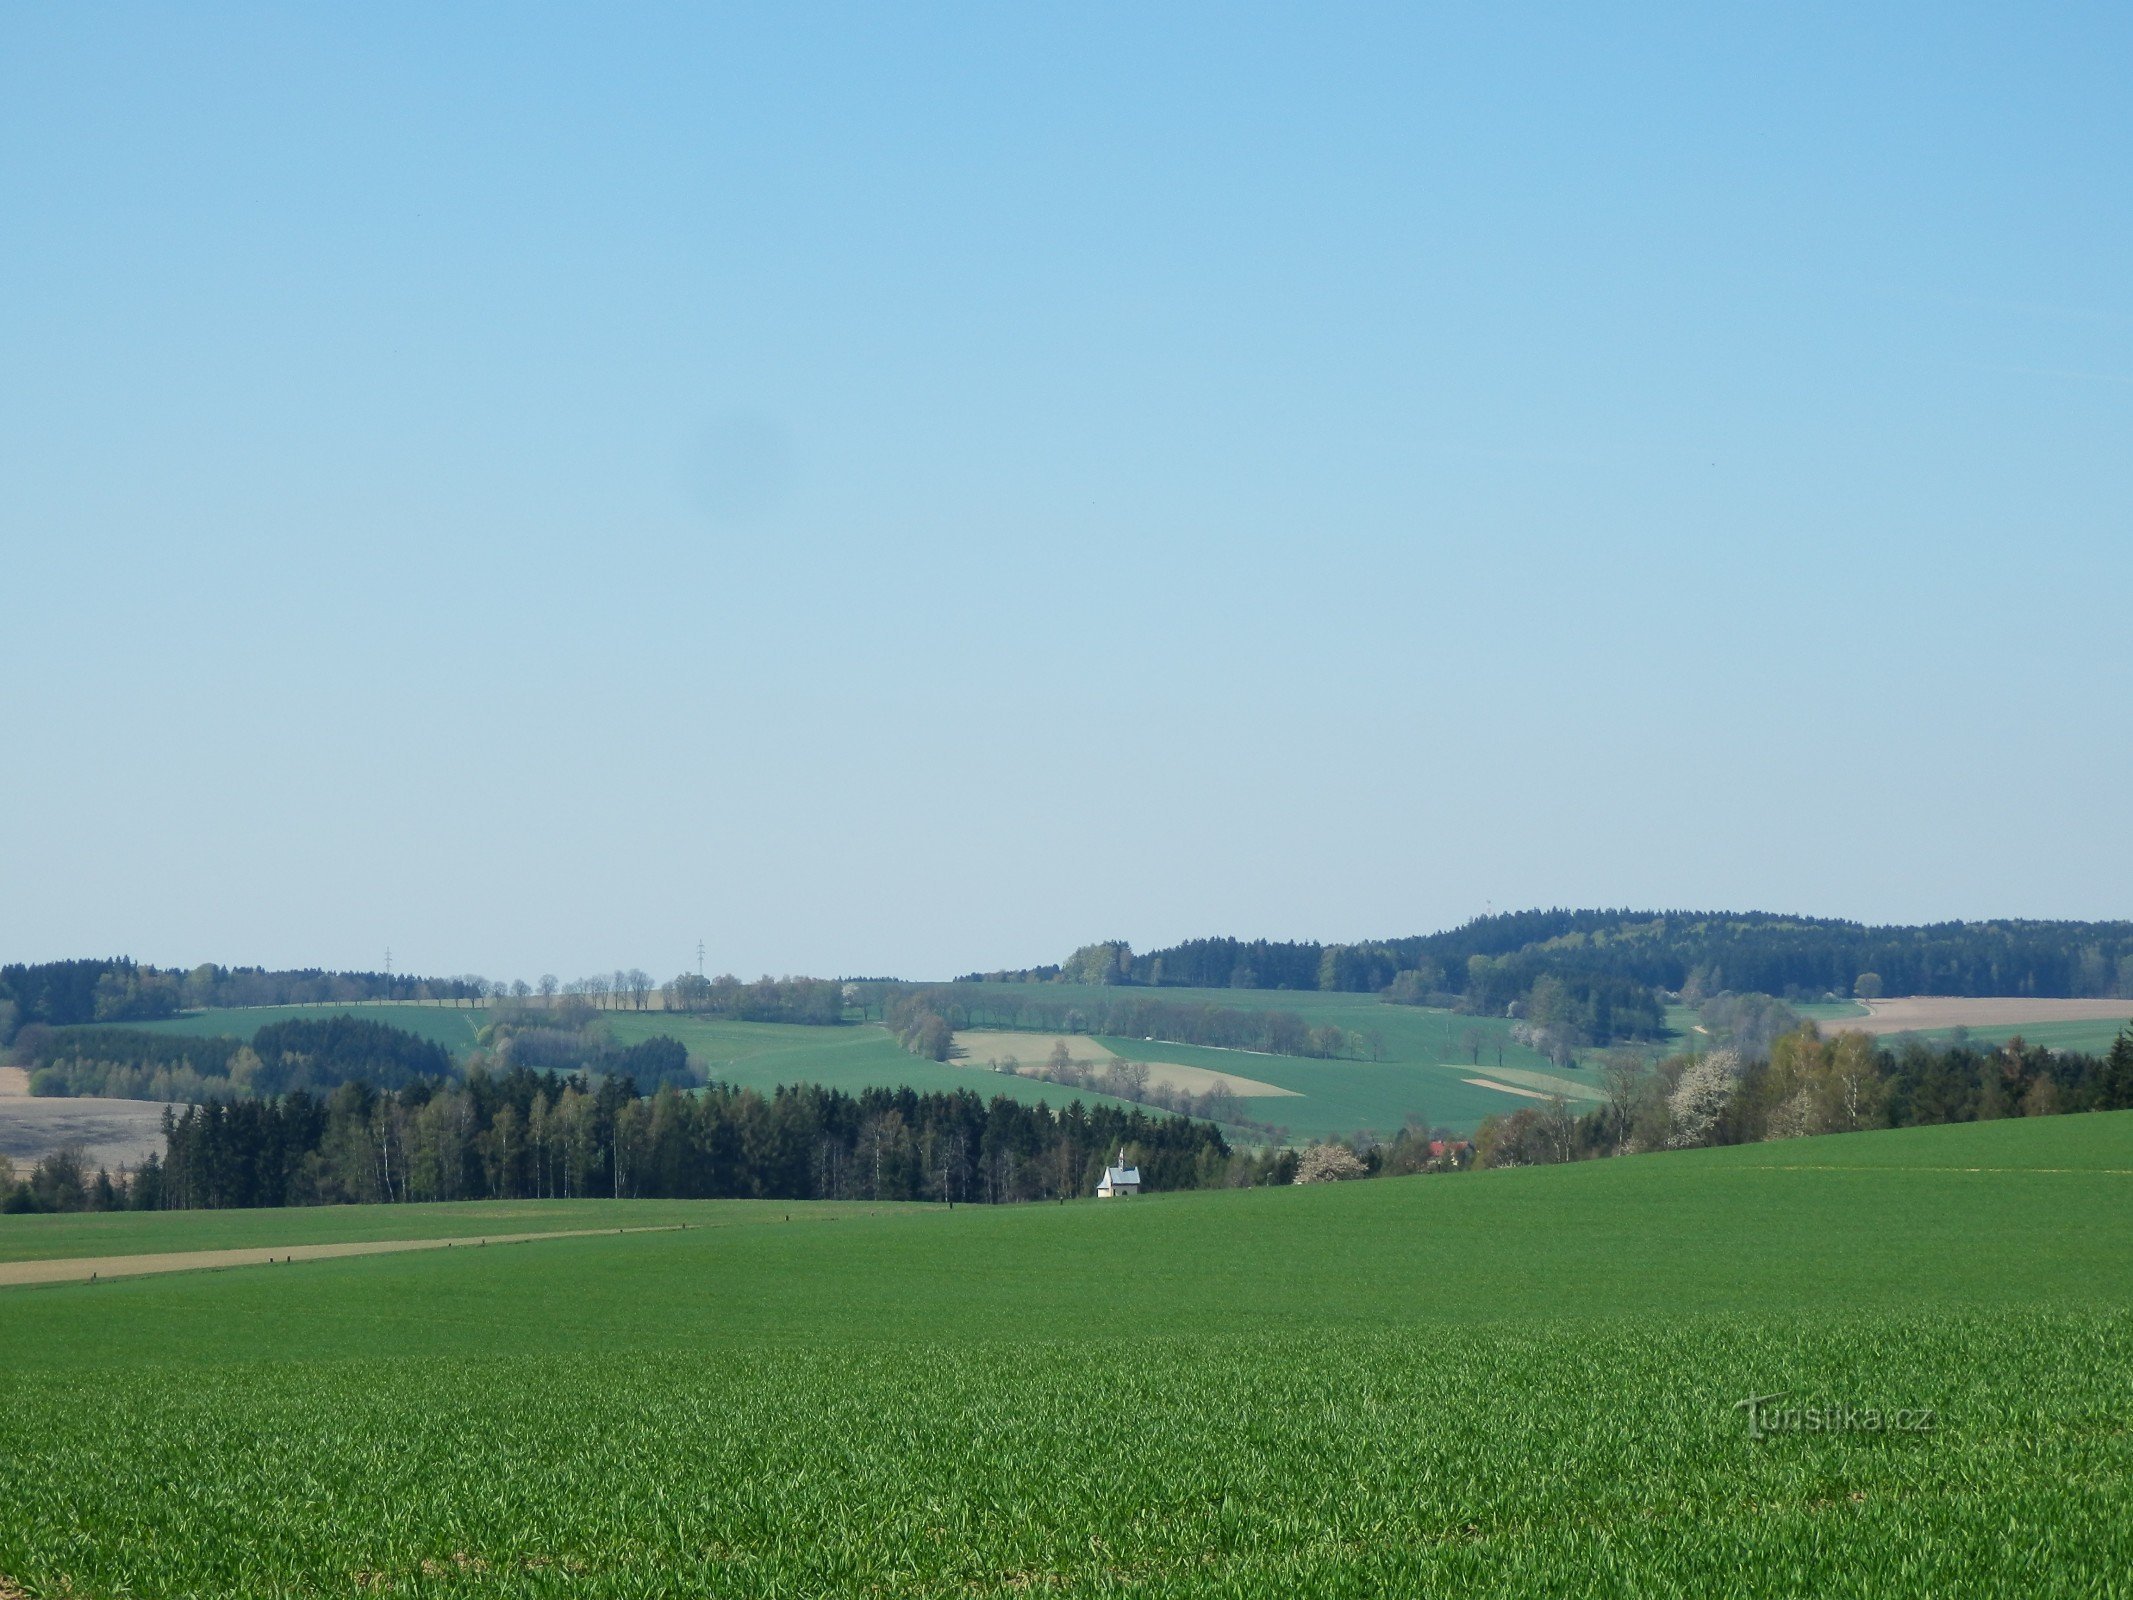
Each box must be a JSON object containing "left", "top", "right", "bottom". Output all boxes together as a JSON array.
[
  {"left": 964, "top": 981, "right": 1610, "bottom": 1136},
  {"left": 0, "top": 1198, "right": 913, "bottom": 1265},
  {"left": 2, "top": 1113, "right": 2129, "bottom": 1595}
]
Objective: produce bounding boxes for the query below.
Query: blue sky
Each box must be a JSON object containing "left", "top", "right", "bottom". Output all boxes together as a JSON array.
[{"left": 3, "top": 3, "right": 2128, "bottom": 982}]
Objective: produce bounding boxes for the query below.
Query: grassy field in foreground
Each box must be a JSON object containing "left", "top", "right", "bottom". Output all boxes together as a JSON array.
[
  {"left": 1, "top": 1114, "right": 2130, "bottom": 1596},
  {"left": 0, "top": 1198, "right": 921, "bottom": 1265}
]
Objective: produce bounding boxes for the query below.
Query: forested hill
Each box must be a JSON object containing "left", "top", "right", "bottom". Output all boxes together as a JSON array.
[
  {"left": 981, "top": 912, "right": 2133, "bottom": 1003},
  {"left": 0, "top": 958, "right": 487, "bottom": 1034}
]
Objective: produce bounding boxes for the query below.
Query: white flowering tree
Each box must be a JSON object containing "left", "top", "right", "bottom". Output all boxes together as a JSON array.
[
  {"left": 1667, "top": 1048, "right": 1741, "bottom": 1148},
  {"left": 1293, "top": 1143, "right": 1370, "bottom": 1183}
]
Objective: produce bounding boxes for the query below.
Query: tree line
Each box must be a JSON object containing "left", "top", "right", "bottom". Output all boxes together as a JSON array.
[
  {"left": 14, "top": 1016, "right": 456, "bottom": 1101},
  {"left": 657, "top": 973, "right": 848, "bottom": 1024},
  {"left": 1469, "top": 1027, "right": 2133, "bottom": 1169},
  {"left": 0, "top": 959, "right": 495, "bottom": 1039},
  {"left": 0, "top": 957, "right": 863, "bottom": 1044},
  {"left": 2, "top": 1071, "right": 1286, "bottom": 1213},
  {"left": 15, "top": 1010, "right": 700, "bottom": 1103},
  {"left": 1024, "top": 913, "right": 2133, "bottom": 1004}
]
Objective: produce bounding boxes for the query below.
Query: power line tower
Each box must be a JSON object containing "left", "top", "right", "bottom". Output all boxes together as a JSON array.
[{"left": 697, "top": 940, "right": 705, "bottom": 978}]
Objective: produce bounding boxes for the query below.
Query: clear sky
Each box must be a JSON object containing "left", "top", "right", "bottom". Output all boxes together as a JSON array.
[{"left": 3, "top": 3, "right": 2128, "bottom": 984}]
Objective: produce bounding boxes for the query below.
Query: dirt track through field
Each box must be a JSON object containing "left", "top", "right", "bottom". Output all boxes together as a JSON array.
[
  {"left": 1463, "top": 1077, "right": 1553, "bottom": 1101},
  {"left": 0, "top": 1224, "right": 685, "bottom": 1290}
]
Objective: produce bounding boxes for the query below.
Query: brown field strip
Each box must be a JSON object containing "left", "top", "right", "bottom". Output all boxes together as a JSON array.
[
  {"left": 0, "top": 1224, "right": 685, "bottom": 1290},
  {"left": 1817, "top": 997, "right": 2133, "bottom": 1036},
  {"left": 1462, "top": 1077, "right": 1554, "bottom": 1100}
]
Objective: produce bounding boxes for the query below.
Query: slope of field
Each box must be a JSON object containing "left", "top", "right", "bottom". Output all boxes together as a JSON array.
[
  {"left": 954, "top": 1031, "right": 1300, "bottom": 1098},
  {"left": 1082, "top": 1036, "right": 1590, "bottom": 1136},
  {"left": 979, "top": 980, "right": 1569, "bottom": 1065},
  {"left": 601, "top": 1014, "right": 1156, "bottom": 1117},
  {"left": 2, "top": 1114, "right": 2128, "bottom": 1596},
  {"left": 965, "top": 982, "right": 1610, "bottom": 1136}
]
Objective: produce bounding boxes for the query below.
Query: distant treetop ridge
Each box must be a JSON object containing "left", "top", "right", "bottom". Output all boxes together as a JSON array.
[{"left": 961, "top": 911, "right": 2133, "bottom": 1004}]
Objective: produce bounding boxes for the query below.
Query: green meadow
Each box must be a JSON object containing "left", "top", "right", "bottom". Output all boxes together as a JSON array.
[{"left": 2, "top": 1113, "right": 2129, "bottom": 1595}]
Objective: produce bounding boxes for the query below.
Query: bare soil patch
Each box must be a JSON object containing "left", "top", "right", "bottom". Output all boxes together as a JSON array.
[
  {"left": 1462, "top": 1077, "right": 1554, "bottom": 1101},
  {"left": 1817, "top": 997, "right": 2133, "bottom": 1037},
  {"left": 953, "top": 1031, "right": 1299, "bottom": 1097},
  {"left": 0, "top": 1224, "right": 683, "bottom": 1290},
  {"left": 0, "top": 1097, "right": 176, "bottom": 1172}
]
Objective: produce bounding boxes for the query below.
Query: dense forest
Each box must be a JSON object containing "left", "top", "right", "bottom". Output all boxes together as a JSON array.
[
  {"left": 2, "top": 1072, "right": 1258, "bottom": 1213},
  {"left": 17, "top": 1016, "right": 455, "bottom": 1101}
]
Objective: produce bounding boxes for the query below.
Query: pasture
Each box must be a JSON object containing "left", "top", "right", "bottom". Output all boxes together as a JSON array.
[{"left": 1, "top": 1113, "right": 2129, "bottom": 1596}]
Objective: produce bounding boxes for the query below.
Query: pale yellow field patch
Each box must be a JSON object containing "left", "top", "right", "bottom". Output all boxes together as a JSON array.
[
  {"left": 953, "top": 1031, "right": 1117, "bottom": 1070},
  {"left": 1463, "top": 1077, "right": 1554, "bottom": 1101},
  {"left": 1465, "top": 1067, "right": 1600, "bottom": 1101},
  {"left": 1817, "top": 997, "right": 2133, "bottom": 1036},
  {"left": 0, "top": 1067, "right": 28, "bottom": 1097},
  {"left": 951, "top": 1031, "right": 1300, "bottom": 1098}
]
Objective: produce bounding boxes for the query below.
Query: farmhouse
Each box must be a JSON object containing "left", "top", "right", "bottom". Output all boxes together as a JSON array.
[{"left": 1096, "top": 1149, "right": 1140, "bottom": 1198}]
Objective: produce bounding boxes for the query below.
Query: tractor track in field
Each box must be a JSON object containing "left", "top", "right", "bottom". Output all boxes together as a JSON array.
[{"left": 0, "top": 1223, "right": 687, "bottom": 1290}]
